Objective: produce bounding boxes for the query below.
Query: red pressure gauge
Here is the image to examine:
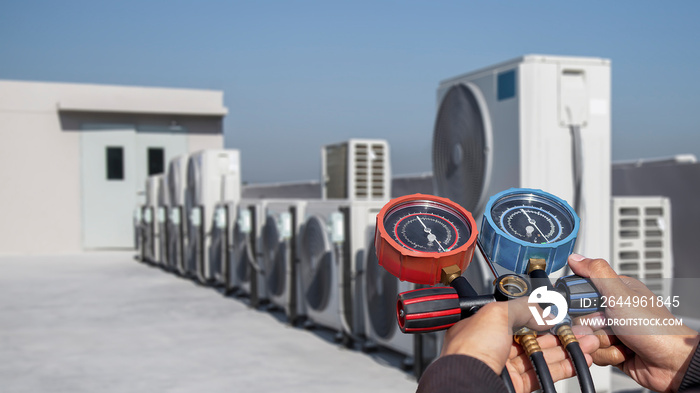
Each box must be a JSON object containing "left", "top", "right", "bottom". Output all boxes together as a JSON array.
[{"left": 374, "top": 194, "right": 478, "bottom": 285}]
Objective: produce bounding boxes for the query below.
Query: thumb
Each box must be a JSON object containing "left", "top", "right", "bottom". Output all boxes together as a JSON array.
[{"left": 567, "top": 254, "right": 630, "bottom": 297}]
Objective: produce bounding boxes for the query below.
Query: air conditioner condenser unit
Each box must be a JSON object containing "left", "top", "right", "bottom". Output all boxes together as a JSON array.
[
  {"left": 185, "top": 149, "right": 241, "bottom": 284},
  {"left": 166, "top": 154, "right": 189, "bottom": 275}
]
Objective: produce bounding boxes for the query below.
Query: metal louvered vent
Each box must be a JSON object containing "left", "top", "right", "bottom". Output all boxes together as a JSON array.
[
  {"left": 354, "top": 143, "right": 369, "bottom": 198},
  {"left": 364, "top": 239, "right": 397, "bottom": 339},
  {"left": 353, "top": 142, "right": 387, "bottom": 199},
  {"left": 370, "top": 143, "right": 386, "bottom": 199},
  {"left": 299, "top": 216, "right": 332, "bottom": 311},
  {"left": 611, "top": 197, "right": 673, "bottom": 297},
  {"left": 433, "top": 84, "right": 489, "bottom": 213}
]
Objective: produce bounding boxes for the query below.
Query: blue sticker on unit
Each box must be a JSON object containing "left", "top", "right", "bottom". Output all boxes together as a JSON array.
[{"left": 497, "top": 69, "right": 516, "bottom": 101}]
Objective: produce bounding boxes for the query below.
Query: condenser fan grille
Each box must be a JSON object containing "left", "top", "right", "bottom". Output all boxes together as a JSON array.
[
  {"left": 262, "top": 216, "right": 286, "bottom": 297},
  {"left": 186, "top": 158, "right": 201, "bottom": 206},
  {"left": 365, "top": 240, "right": 397, "bottom": 339},
  {"left": 267, "top": 243, "right": 287, "bottom": 297},
  {"left": 433, "top": 84, "right": 488, "bottom": 212},
  {"left": 233, "top": 224, "right": 251, "bottom": 283},
  {"left": 299, "top": 216, "right": 332, "bottom": 311},
  {"left": 262, "top": 216, "right": 280, "bottom": 262}
]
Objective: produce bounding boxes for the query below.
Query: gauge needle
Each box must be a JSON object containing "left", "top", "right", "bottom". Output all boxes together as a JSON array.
[
  {"left": 417, "top": 216, "right": 446, "bottom": 251},
  {"left": 521, "top": 209, "right": 550, "bottom": 243}
]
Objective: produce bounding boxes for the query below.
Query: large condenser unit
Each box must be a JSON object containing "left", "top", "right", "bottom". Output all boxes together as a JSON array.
[
  {"left": 185, "top": 149, "right": 241, "bottom": 284},
  {"left": 611, "top": 196, "right": 673, "bottom": 298},
  {"left": 433, "top": 54, "right": 611, "bottom": 274},
  {"left": 429, "top": 55, "right": 612, "bottom": 389},
  {"left": 167, "top": 154, "right": 189, "bottom": 275}
]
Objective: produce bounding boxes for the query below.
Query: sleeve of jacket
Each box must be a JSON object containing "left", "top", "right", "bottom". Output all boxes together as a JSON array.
[
  {"left": 679, "top": 341, "right": 700, "bottom": 392},
  {"left": 416, "top": 355, "right": 507, "bottom": 393}
]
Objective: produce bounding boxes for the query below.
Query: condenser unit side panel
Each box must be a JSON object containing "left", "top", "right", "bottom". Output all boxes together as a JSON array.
[
  {"left": 519, "top": 59, "right": 612, "bottom": 260},
  {"left": 518, "top": 61, "right": 572, "bottom": 199},
  {"left": 579, "top": 62, "right": 612, "bottom": 259}
]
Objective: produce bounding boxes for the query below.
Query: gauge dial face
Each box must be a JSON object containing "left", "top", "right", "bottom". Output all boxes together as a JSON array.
[
  {"left": 490, "top": 193, "right": 575, "bottom": 244},
  {"left": 383, "top": 200, "right": 472, "bottom": 253}
]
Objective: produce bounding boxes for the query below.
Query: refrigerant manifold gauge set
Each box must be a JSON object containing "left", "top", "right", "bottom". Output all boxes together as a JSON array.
[{"left": 374, "top": 188, "right": 600, "bottom": 393}]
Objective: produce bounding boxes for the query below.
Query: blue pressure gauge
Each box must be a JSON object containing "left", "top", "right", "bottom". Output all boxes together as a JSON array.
[{"left": 479, "top": 188, "right": 580, "bottom": 275}]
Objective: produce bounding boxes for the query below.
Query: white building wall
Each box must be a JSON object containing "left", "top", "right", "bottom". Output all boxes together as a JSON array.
[
  {"left": 0, "top": 109, "right": 83, "bottom": 254},
  {"left": 0, "top": 80, "right": 226, "bottom": 255}
]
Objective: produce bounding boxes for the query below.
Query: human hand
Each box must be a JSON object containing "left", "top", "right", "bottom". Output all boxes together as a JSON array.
[
  {"left": 568, "top": 254, "right": 700, "bottom": 392},
  {"left": 441, "top": 300, "right": 599, "bottom": 393}
]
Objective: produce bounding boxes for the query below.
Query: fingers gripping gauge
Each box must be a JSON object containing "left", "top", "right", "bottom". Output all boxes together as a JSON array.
[
  {"left": 375, "top": 194, "right": 478, "bottom": 285},
  {"left": 480, "top": 188, "right": 580, "bottom": 275}
]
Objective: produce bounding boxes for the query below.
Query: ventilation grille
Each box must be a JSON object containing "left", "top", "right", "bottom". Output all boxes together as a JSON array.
[
  {"left": 433, "top": 84, "right": 488, "bottom": 213},
  {"left": 323, "top": 140, "right": 389, "bottom": 200},
  {"left": 353, "top": 142, "right": 387, "bottom": 199},
  {"left": 611, "top": 197, "right": 673, "bottom": 297}
]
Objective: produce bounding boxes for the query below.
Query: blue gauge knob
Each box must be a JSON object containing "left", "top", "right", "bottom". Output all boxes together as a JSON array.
[{"left": 480, "top": 188, "right": 580, "bottom": 275}]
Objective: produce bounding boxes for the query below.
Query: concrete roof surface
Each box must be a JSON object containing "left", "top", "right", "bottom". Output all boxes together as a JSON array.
[{"left": 0, "top": 252, "right": 416, "bottom": 393}]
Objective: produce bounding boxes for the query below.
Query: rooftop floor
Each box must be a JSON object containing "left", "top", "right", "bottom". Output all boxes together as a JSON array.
[{"left": 0, "top": 252, "right": 416, "bottom": 393}]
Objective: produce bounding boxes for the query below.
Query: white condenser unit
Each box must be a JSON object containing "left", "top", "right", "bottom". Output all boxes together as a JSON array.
[
  {"left": 260, "top": 199, "right": 308, "bottom": 321},
  {"left": 156, "top": 175, "right": 169, "bottom": 267},
  {"left": 322, "top": 139, "right": 391, "bottom": 200},
  {"left": 227, "top": 199, "right": 268, "bottom": 307},
  {"left": 210, "top": 174, "right": 245, "bottom": 286},
  {"left": 297, "top": 200, "right": 348, "bottom": 341},
  {"left": 360, "top": 207, "right": 414, "bottom": 367},
  {"left": 209, "top": 204, "right": 230, "bottom": 286},
  {"left": 185, "top": 149, "right": 241, "bottom": 284},
  {"left": 434, "top": 55, "right": 611, "bottom": 271},
  {"left": 431, "top": 55, "right": 612, "bottom": 390},
  {"left": 611, "top": 197, "right": 673, "bottom": 298},
  {"left": 141, "top": 174, "right": 164, "bottom": 264},
  {"left": 339, "top": 200, "right": 387, "bottom": 345},
  {"left": 167, "top": 154, "right": 189, "bottom": 274}
]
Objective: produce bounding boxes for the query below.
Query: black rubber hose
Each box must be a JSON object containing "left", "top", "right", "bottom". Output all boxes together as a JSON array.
[
  {"left": 567, "top": 341, "right": 596, "bottom": 393},
  {"left": 501, "top": 366, "right": 516, "bottom": 393},
  {"left": 530, "top": 351, "right": 557, "bottom": 393}
]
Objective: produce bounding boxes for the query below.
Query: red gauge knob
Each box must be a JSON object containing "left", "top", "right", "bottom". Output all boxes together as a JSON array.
[
  {"left": 397, "top": 287, "right": 462, "bottom": 333},
  {"left": 375, "top": 194, "right": 478, "bottom": 285}
]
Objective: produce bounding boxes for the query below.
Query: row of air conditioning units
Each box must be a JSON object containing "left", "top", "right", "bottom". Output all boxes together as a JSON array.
[
  {"left": 134, "top": 55, "right": 675, "bottom": 390},
  {"left": 135, "top": 139, "right": 417, "bottom": 368}
]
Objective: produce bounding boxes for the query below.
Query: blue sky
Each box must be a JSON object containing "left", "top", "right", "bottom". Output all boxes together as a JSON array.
[{"left": 2, "top": 1, "right": 699, "bottom": 183}]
